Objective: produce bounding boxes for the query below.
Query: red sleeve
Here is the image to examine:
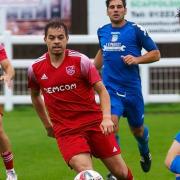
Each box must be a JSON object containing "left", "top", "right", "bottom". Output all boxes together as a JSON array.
[
  {"left": 80, "top": 54, "right": 101, "bottom": 85},
  {"left": 28, "top": 65, "right": 40, "bottom": 90},
  {"left": 0, "top": 45, "right": 7, "bottom": 61}
]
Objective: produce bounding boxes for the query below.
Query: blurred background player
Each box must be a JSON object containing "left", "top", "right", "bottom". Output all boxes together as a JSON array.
[
  {"left": 94, "top": 0, "right": 160, "bottom": 178},
  {"left": 28, "top": 19, "right": 133, "bottom": 180},
  {"left": 0, "top": 44, "right": 17, "bottom": 180},
  {"left": 165, "top": 132, "right": 180, "bottom": 180}
]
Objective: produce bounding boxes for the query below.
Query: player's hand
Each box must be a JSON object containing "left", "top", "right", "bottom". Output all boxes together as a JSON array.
[
  {"left": 0, "top": 74, "right": 13, "bottom": 89},
  {"left": 46, "top": 126, "right": 55, "bottom": 138},
  {"left": 121, "top": 55, "right": 138, "bottom": 65},
  {"left": 100, "top": 118, "right": 114, "bottom": 135}
]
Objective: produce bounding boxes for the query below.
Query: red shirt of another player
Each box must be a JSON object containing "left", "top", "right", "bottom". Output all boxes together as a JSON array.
[
  {"left": 0, "top": 44, "right": 7, "bottom": 61},
  {"left": 28, "top": 49, "right": 102, "bottom": 136}
]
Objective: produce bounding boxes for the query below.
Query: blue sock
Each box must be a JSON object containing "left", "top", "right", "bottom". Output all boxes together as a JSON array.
[
  {"left": 115, "top": 133, "right": 120, "bottom": 146},
  {"left": 176, "top": 176, "right": 180, "bottom": 180},
  {"left": 135, "top": 126, "right": 149, "bottom": 155},
  {"left": 170, "top": 155, "right": 180, "bottom": 174}
]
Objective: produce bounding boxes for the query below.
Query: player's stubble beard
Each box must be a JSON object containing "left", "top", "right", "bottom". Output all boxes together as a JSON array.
[
  {"left": 111, "top": 16, "right": 125, "bottom": 26},
  {"left": 51, "top": 47, "right": 64, "bottom": 58}
]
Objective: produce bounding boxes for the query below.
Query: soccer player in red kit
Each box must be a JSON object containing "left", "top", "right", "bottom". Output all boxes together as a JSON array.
[
  {"left": 28, "top": 19, "right": 133, "bottom": 180},
  {"left": 0, "top": 44, "right": 17, "bottom": 180}
]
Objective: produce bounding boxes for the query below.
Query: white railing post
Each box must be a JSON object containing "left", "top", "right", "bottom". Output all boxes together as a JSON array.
[
  {"left": 3, "top": 31, "right": 13, "bottom": 111},
  {"left": 140, "top": 64, "right": 149, "bottom": 104}
]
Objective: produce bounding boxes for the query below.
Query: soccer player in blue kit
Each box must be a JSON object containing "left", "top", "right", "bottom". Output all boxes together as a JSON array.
[
  {"left": 165, "top": 132, "right": 180, "bottom": 180},
  {"left": 94, "top": 0, "right": 161, "bottom": 179}
]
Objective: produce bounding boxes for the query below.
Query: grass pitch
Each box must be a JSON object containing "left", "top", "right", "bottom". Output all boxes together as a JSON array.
[{"left": 0, "top": 105, "right": 179, "bottom": 180}]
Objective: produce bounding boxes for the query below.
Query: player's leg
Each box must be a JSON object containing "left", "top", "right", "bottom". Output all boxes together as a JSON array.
[
  {"left": 109, "top": 91, "right": 124, "bottom": 146},
  {"left": 102, "top": 154, "right": 133, "bottom": 180},
  {"left": 165, "top": 132, "right": 180, "bottom": 175},
  {"left": 107, "top": 91, "right": 124, "bottom": 179},
  {"left": 125, "top": 93, "right": 151, "bottom": 172},
  {"left": 90, "top": 130, "right": 133, "bottom": 180},
  {"left": 56, "top": 133, "right": 93, "bottom": 173},
  {"left": 69, "top": 153, "right": 93, "bottom": 172},
  {"left": 0, "top": 107, "right": 17, "bottom": 180},
  {"left": 131, "top": 125, "right": 151, "bottom": 173}
]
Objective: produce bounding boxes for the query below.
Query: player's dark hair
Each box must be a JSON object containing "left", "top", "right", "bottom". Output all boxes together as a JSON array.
[
  {"left": 106, "top": 0, "right": 126, "bottom": 8},
  {"left": 44, "top": 18, "right": 69, "bottom": 38}
]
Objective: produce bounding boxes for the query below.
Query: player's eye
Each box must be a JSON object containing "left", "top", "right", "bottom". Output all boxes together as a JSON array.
[
  {"left": 48, "top": 36, "right": 55, "bottom": 40},
  {"left": 58, "top": 35, "right": 65, "bottom": 40},
  {"left": 109, "top": 5, "right": 123, "bottom": 9},
  {"left": 117, "top": 5, "right": 123, "bottom": 9},
  {"left": 109, "top": 5, "right": 115, "bottom": 9}
]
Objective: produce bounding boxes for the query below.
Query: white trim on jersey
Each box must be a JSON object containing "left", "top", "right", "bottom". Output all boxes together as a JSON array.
[
  {"left": 33, "top": 54, "right": 46, "bottom": 64},
  {"left": 68, "top": 50, "right": 89, "bottom": 60}
]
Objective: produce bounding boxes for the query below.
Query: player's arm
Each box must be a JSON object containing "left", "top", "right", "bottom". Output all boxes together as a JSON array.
[
  {"left": 165, "top": 132, "right": 180, "bottom": 174},
  {"left": 93, "top": 81, "right": 114, "bottom": 135},
  {"left": 123, "top": 24, "right": 161, "bottom": 65},
  {"left": 0, "top": 59, "right": 15, "bottom": 88},
  {"left": 30, "top": 89, "right": 54, "bottom": 138},
  {"left": 137, "top": 49, "right": 160, "bottom": 64},
  {"left": 165, "top": 140, "right": 180, "bottom": 169},
  {"left": 94, "top": 49, "right": 103, "bottom": 70},
  {"left": 122, "top": 49, "right": 160, "bottom": 65}
]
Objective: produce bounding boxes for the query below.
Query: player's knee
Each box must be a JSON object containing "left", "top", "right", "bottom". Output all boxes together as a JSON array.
[
  {"left": 70, "top": 159, "right": 93, "bottom": 173},
  {"left": 131, "top": 127, "right": 143, "bottom": 137}
]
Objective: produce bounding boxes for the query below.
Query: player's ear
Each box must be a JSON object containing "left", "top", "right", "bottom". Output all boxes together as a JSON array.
[
  {"left": 66, "top": 35, "right": 69, "bottom": 41},
  {"left": 44, "top": 36, "right": 47, "bottom": 43},
  {"left": 124, "top": 7, "right": 127, "bottom": 15},
  {"left": 106, "top": 9, "right": 109, "bottom": 17}
]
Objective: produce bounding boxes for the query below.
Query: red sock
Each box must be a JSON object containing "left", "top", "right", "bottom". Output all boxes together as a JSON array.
[
  {"left": 1, "top": 151, "right": 14, "bottom": 170},
  {"left": 126, "top": 168, "right": 133, "bottom": 180}
]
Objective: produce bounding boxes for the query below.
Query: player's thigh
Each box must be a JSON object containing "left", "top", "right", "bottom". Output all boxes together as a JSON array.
[
  {"left": 56, "top": 134, "right": 90, "bottom": 165},
  {"left": 109, "top": 91, "right": 124, "bottom": 117},
  {"left": 165, "top": 140, "right": 180, "bottom": 167},
  {"left": 126, "top": 93, "right": 144, "bottom": 128},
  {"left": 170, "top": 141, "right": 180, "bottom": 155},
  {"left": 89, "top": 131, "right": 120, "bottom": 159}
]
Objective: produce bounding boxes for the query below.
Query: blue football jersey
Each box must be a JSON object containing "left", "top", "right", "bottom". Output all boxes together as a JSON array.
[
  {"left": 97, "top": 21, "right": 158, "bottom": 93},
  {"left": 175, "top": 132, "right": 180, "bottom": 143}
]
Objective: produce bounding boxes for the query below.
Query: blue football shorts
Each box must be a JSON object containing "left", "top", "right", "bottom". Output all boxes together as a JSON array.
[{"left": 109, "top": 89, "right": 144, "bottom": 128}]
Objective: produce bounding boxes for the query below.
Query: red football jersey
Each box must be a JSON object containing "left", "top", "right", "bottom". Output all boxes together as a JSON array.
[
  {"left": 0, "top": 44, "right": 7, "bottom": 61},
  {"left": 28, "top": 49, "right": 102, "bottom": 136}
]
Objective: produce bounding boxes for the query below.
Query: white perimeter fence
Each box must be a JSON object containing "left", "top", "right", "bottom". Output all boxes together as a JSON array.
[{"left": 1, "top": 31, "right": 180, "bottom": 111}]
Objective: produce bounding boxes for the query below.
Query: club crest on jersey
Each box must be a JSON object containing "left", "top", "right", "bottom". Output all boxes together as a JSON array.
[
  {"left": 66, "top": 65, "right": 75, "bottom": 75},
  {"left": 111, "top": 34, "right": 118, "bottom": 42}
]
